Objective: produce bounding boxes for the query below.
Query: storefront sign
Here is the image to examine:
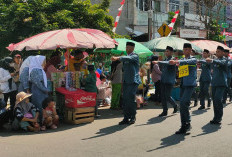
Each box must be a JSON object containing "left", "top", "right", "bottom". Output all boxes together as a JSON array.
[{"left": 180, "top": 29, "right": 206, "bottom": 39}]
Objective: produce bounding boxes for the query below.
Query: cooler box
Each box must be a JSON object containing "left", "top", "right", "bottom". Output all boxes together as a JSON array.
[{"left": 56, "top": 87, "right": 96, "bottom": 108}]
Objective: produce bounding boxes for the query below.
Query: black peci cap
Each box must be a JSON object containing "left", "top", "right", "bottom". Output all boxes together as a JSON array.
[
  {"left": 87, "top": 65, "right": 95, "bottom": 71},
  {"left": 166, "top": 46, "right": 174, "bottom": 51},
  {"left": 224, "top": 49, "right": 230, "bottom": 53},
  {"left": 203, "top": 49, "right": 210, "bottom": 53},
  {"left": 126, "top": 42, "right": 135, "bottom": 47},
  {"left": 183, "top": 43, "right": 192, "bottom": 48},
  {"left": 217, "top": 46, "right": 224, "bottom": 51}
]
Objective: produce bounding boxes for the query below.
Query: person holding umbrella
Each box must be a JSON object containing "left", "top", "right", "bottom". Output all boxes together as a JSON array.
[{"left": 111, "top": 42, "right": 141, "bottom": 125}]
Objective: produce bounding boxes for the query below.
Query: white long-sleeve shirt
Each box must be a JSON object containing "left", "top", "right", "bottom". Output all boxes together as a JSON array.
[{"left": 0, "top": 68, "right": 17, "bottom": 93}]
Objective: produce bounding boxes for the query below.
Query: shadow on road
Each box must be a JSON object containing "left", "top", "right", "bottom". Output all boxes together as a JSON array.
[
  {"left": 191, "top": 109, "right": 207, "bottom": 116},
  {"left": 136, "top": 114, "right": 176, "bottom": 127},
  {"left": 192, "top": 123, "right": 221, "bottom": 138},
  {"left": 147, "top": 133, "right": 186, "bottom": 152},
  {"left": 0, "top": 122, "right": 89, "bottom": 137},
  {"left": 82, "top": 124, "right": 128, "bottom": 140}
]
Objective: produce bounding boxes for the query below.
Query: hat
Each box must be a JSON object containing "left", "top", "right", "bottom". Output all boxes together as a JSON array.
[
  {"left": 224, "top": 49, "right": 230, "bottom": 53},
  {"left": 217, "top": 46, "right": 224, "bottom": 51},
  {"left": 16, "top": 92, "right": 32, "bottom": 105},
  {"left": 88, "top": 64, "right": 95, "bottom": 71},
  {"left": 183, "top": 43, "right": 192, "bottom": 48},
  {"left": 14, "top": 54, "right": 21, "bottom": 58},
  {"left": 126, "top": 42, "right": 135, "bottom": 47},
  {"left": 166, "top": 46, "right": 174, "bottom": 51},
  {"left": 203, "top": 49, "right": 210, "bottom": 53}
]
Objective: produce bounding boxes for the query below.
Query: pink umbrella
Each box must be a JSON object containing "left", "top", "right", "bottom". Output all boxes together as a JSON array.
[
  {"left": 7, "top": 28, "right": 117, "bottom": 51},
  {"left": 191, "top": 40, "right": 231, "bottom": 54}
]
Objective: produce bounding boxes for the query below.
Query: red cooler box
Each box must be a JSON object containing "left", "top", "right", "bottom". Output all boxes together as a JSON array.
[{"left": 56, "top": 87, "right": 96, "bottom": 108}]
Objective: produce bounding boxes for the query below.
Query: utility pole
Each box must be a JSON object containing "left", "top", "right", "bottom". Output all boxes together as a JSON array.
[{"left": 148, "top": 0, "right": 153, "bottom": 41}]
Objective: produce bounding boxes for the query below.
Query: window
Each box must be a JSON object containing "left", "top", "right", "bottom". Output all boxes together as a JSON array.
[
  {"left": 184, "top": 2, "right": 189, "bottom": 14},
  {"left": 169, "top": 0, "right": 180, "bottom": 12},
  {"left": 136, "top": 0, "right": 151, "bottom": 11},
  {"left": 153, "top": 1, "right": 161, "bottom": 12}
]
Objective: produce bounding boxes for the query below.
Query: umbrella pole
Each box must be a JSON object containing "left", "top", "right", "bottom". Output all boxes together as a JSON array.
[{"left": 68, "top": 48, "right": 70, "bottom": 71}]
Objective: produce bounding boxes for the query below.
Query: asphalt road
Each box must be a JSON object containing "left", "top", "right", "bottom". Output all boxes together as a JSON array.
[{"left": 1, "top": 101, "right": 232, "bottom": 157}]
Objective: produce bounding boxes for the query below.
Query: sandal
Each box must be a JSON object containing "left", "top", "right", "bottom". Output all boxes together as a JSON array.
[
  {"left": 40, "top": 126, "right": 46, "bottom": 131},
  {"left": 51, "top": 124, "right": 57, "bottom": 129}
]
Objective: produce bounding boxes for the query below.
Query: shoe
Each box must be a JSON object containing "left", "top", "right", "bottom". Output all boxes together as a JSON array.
[
  {"left": 208, "top": 99, "right": 211, "bottom": 107},
  {"left": 119, "top": 119, "right": 129, "bottom": 125},
  {"left": 129, "top": 117, "right": 136, "bottom": 125},
  {"left": 194, "top": 101, "right": 198, "bottom": 107},
  {"left": 198, "top": 106, "right": 205, "bottom": 110},
  {"left": 51, "top": 124, "right": 57, "bottom": 129},
  {"left": 173, "top": 107, "right": 178, "bottom": 114},
  {"left": 158, "top": 111, "right": 167, "bottom": 117},
  {"left": 40, "top": 126, "right": 46, "bottom": 131},
  {"left": 175, "top": 123, "right": 191, "bottom": 134},
  {"left": 210, "top": 120, "right": 221, "bottom": 125}
]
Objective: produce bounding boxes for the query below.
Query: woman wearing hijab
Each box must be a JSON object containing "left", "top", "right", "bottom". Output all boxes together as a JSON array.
[
  {"left": 13, "top": 92, "right": 40, "bottom": 132},
  {"left": 44, "top": 56, "right": 61, "bottom": 80},
  {"left": 29, "top": 55, "right": 49, "bottom": 126},
  {"left": 0, "top": 57, "right": 17, "bottom": 121},
  {"left": 18, "top": 56, "right": 34, "bottom": 93}
]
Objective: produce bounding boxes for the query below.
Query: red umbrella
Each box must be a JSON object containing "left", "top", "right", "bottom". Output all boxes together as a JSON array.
[
  {"left": 191, "top": 40, "right": 231, "bottom": 54},
  {"left": 7, "top": 28, "right": 117, "bottom": 51}
]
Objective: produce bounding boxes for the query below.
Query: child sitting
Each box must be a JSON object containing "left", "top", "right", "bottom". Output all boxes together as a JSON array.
[
  {"left": 97, "top": 74, "right": 112, "bottom": 107},
  {"left": 41, "top": 97, "right": 59, "bottom": 130}
]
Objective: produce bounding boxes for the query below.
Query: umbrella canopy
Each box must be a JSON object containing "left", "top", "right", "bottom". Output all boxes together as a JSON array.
[
  {"left": 191, "top": 40, "right": 231, "bottom": 54},
  {"left": 7, "top": 28, "right": 117, "bottom": 51},
  {"left": 144, "top": 37, "right": 202, "bottom": 53},
  {"left": 95, "top": 38, "right": 153, "bottom": 58}
]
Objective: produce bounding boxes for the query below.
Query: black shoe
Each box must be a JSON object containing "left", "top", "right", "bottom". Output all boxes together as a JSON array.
[
  {"left": 119, "top": 119, "right": 129, "bottom": 125},
  {"left": 194, "top": 101, "right": 198, "bottom": 107},
  {"left": 129, "top": 117, "right": 136, "bottom": 125},
  {"left": 158, "top": 111, "right": 167, "bottom": 117},
  {"left": 175, "top": 123, "right": 191, "bottom": 134},
  {"left": 198, "top": 106, "right": 205, "bottom": 110},
  {"left": 210, "top": 120, "right": 221, "bottom": 125},
  {"left": 173, "top": 107, "right": 178, "bottom": 113}
]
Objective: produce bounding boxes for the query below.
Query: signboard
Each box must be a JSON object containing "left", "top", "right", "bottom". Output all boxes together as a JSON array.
[
  {"left": 221, "top": 23, "right": 229, "bottom": 28},
  {"left": 179, "top": 65, "right": 189, "bottom": 78},
  {"left": 180, "top": 29, "right": 207, "bottom": 39},
  {"left": 157, "top": 23, "right": 171, "bottom": 37}
]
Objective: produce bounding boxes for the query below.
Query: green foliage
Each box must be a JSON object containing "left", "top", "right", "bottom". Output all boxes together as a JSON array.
[
  {"left": 0, "top": 0, "right": 114, "bottom": 58},
  {"left": 208, "top": 20, "right": 223, "bottom": 41}
]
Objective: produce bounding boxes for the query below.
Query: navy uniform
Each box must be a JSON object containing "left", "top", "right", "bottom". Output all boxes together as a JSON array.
[
  {"left": 158, "top": 46, "right": 178, "bottom": 116},
  {"left": 119, "top": 42, "right": 141, "bottom": 125},
  {"left": 210, "top": 46, "right": 227, "bottom": 124},
  {"left": 176, "top": 43, "right": 197, "bottom": 134},
  {"left": 198, "top": 49, "right": 212, "bottom": 109},
  {"left": 222, "top": 49, "right": 232, "bottom": 103}
]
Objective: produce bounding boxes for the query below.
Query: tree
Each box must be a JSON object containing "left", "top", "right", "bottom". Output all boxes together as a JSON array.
[
  {"left": 193, "top": 0, "right": 226, "bottom": 40},
  {"left": 0, "top": 0, "right": 114, "bottom": 57}
]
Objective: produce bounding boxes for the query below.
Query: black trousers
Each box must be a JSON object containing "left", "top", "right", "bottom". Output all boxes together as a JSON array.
[
  {"left": 3, "top": 90, "right": 17, "bottom": 120},
  {"left": 154, "top": 80, "right": 161, "bottom": 102}
]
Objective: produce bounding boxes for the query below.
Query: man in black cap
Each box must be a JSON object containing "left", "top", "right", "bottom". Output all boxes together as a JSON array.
[
  {"left": 205, "top": 46, "right": 227, "bottom": 124},
  {"left": 152, "top": 46, "right": 178, "bottom": 117},
  {"left": 168, "top": 43, "right": 197, "bottom": 134},
  {"left": 111, "top": 42, "right": 141, "bottom": 125},
  {"left": 198, "top": 49, "right": 212, "bottom": 110},
  {"left": 222, "top": 49, "right": 232, "bottom": 104}
]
